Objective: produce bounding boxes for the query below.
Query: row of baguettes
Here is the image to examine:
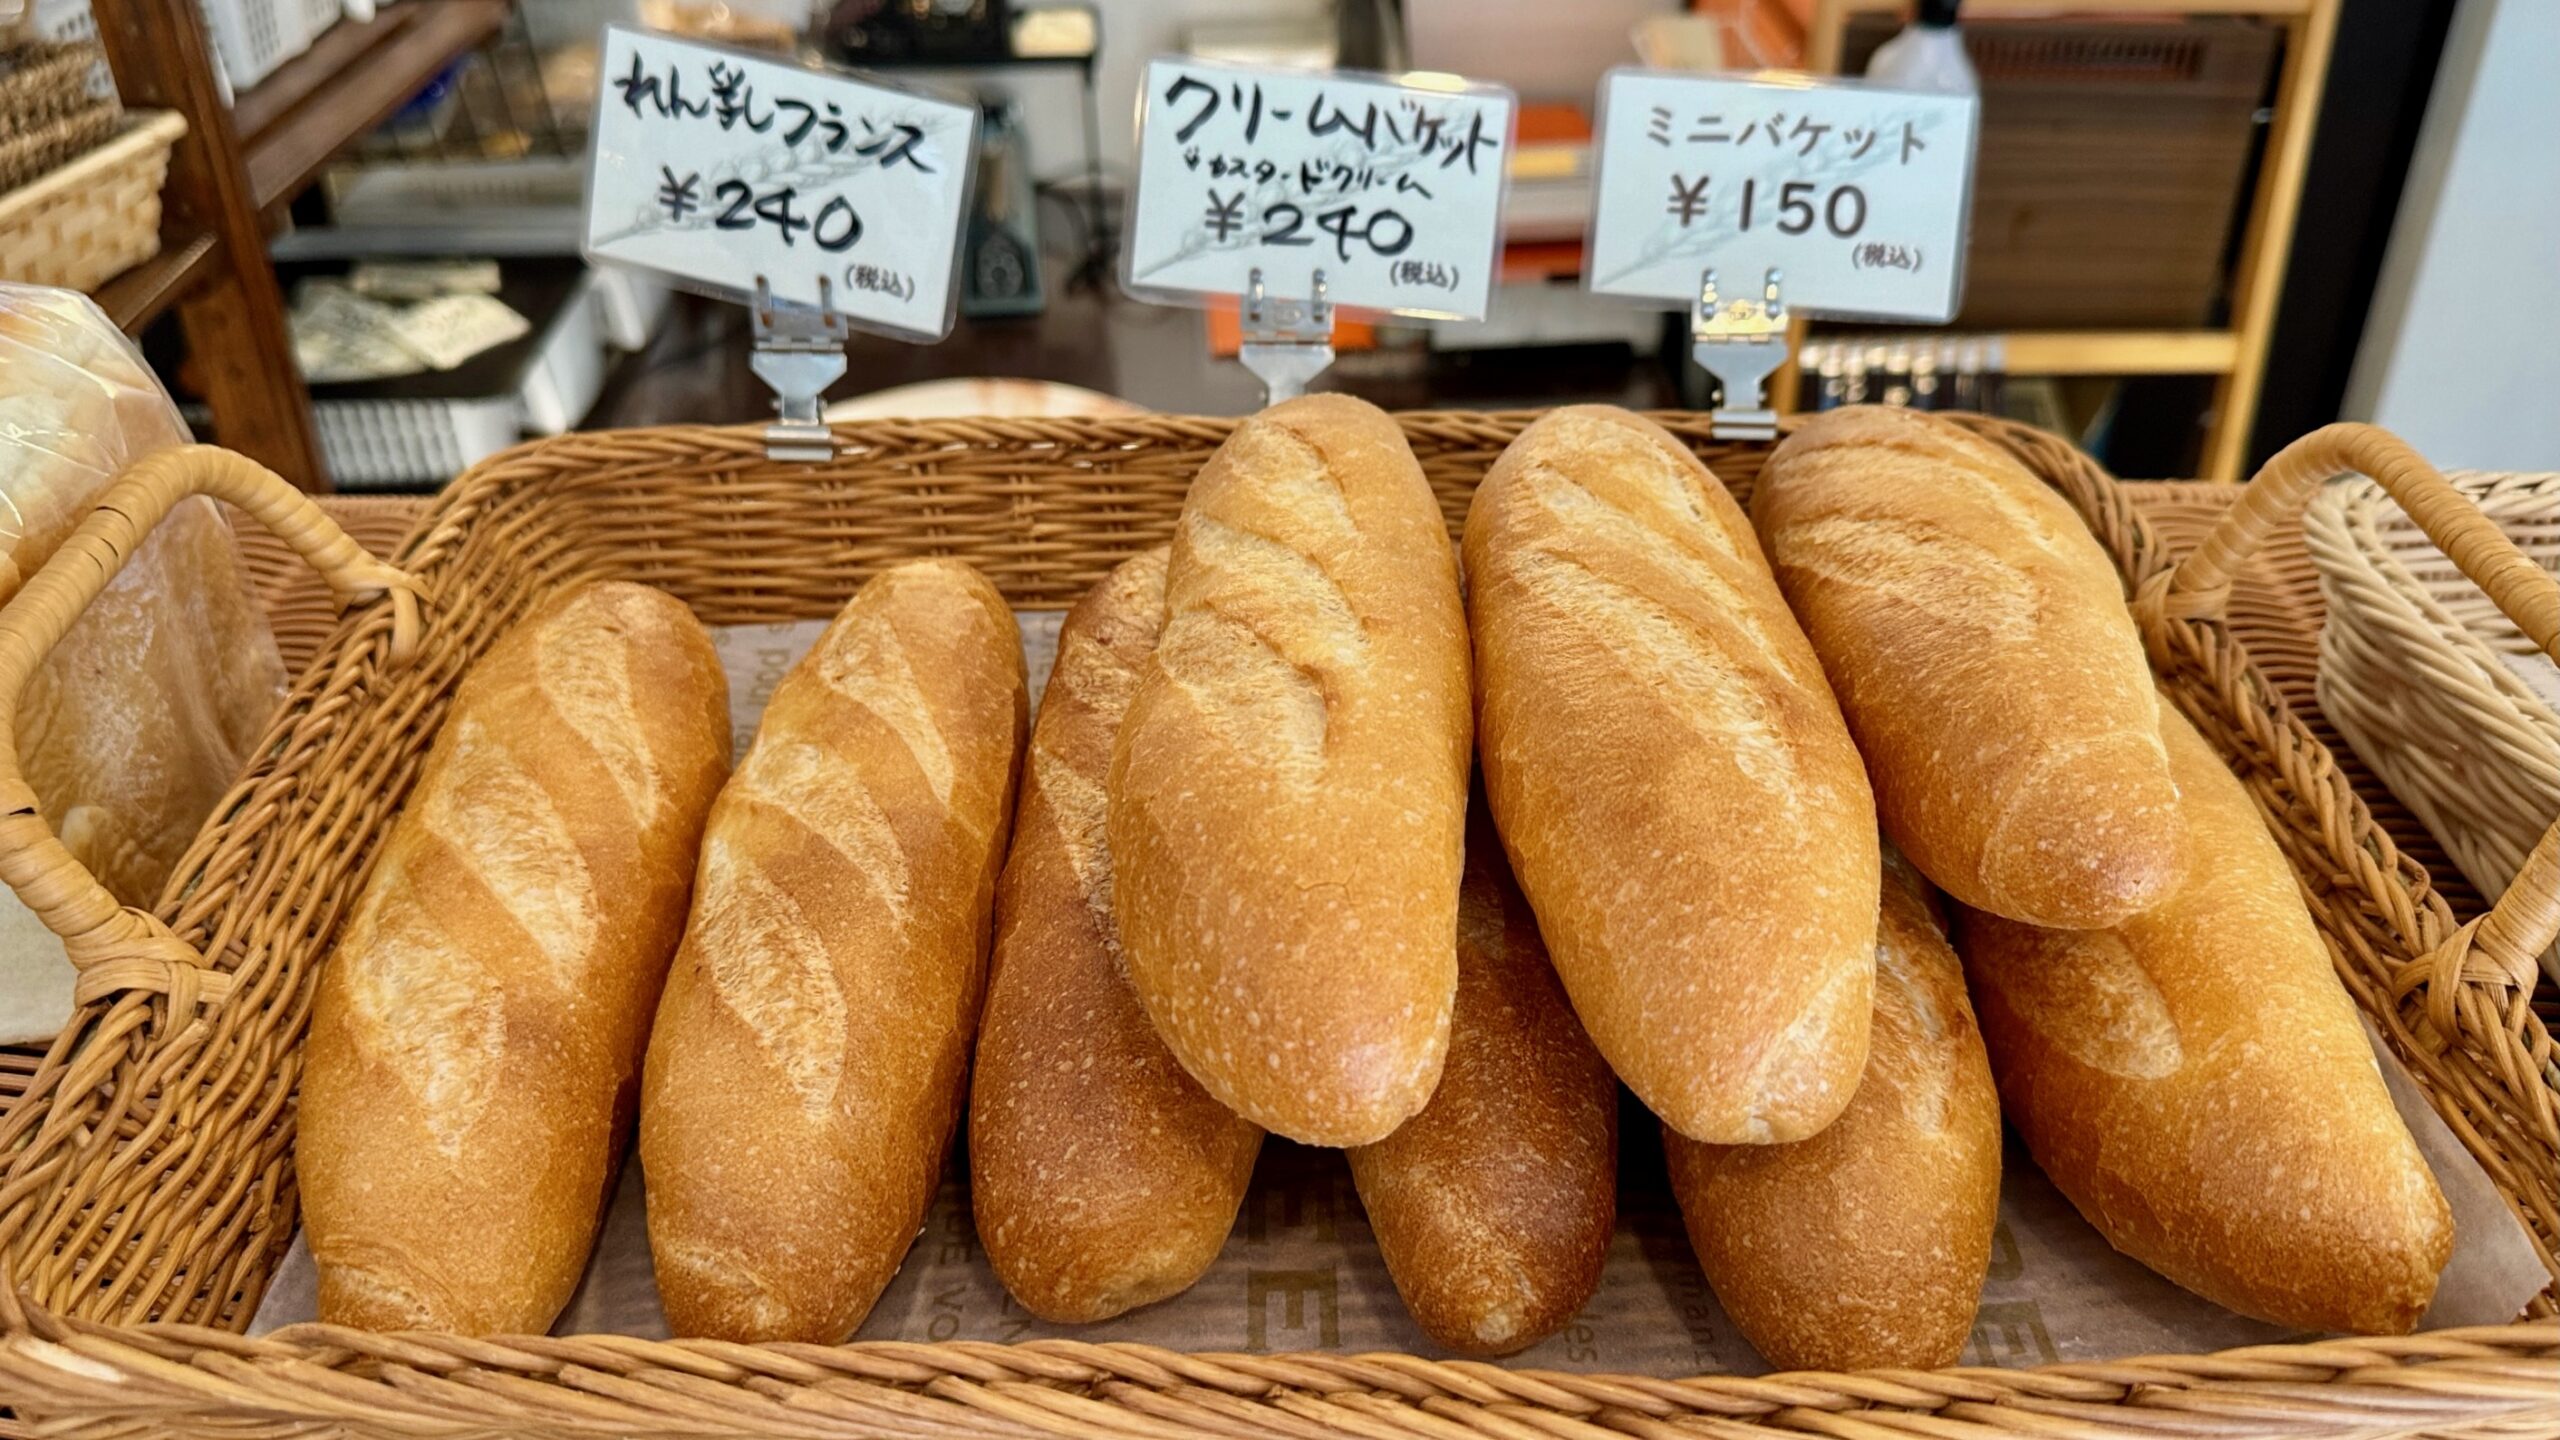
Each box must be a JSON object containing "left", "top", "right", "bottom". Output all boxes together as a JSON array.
[{"left": 294, "top": 396, "right": 2449, "bottom": 1369}]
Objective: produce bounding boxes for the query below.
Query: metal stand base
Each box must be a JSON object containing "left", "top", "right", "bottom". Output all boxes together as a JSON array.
[
  {"left": 1692, "top": 268, "right": 1788, "bottom": 441},
  {"left": 1238, "top": 267, "right": 1335, "bottom": 406},
  {"left": 750, "top": 276, "right": 852, "bottom": 463}
]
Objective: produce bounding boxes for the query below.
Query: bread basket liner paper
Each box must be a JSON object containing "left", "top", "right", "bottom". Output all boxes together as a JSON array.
[{"left": 246, "top": 616, "right": 2552, "bottom": 1367}]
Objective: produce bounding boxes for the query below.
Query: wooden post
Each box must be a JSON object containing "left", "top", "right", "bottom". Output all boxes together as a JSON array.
[
  {"left": 2204, "top": 0, "right": 2341, "bottom": 481},
  {"left": 89, "top": 0, "right": 330, "bottom": 490}
]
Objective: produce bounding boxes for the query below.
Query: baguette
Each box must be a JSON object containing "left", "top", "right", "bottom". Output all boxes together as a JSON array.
[
  {"left": 1347, "top": 809, "right": 1617, "bottom": 1356},
  {"left": 1663, "top": 854, "right": 2001, "bottom": 1371},
  {"left": 1751, "top": 406, "right": 2183, "bottom": 929},
  {"left": 1110, "top": 394, "right": 1472, "bottom": 1147},
  {"left": 1463, "top": 405, "right": 1877, "bottom": 1144},
  {"left": 300, "top": 583, "right": 730, "bottom": 1334},
  {"left": 1957, "top": 701, "right": 2452, "bottom": 1333},
  {"left": 972, "top": 549, "right": 1266, "bottom": 1323},
  {"left": 642, "top": 560, "right": 1027, "bottom": 1343}
]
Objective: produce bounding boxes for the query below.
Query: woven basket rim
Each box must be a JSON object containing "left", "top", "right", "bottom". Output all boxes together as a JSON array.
[{"left": 0, "top": 106, "right": 183, "bottom": 216}]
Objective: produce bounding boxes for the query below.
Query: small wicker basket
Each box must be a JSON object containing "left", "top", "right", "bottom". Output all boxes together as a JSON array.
[
  {"left": 0, "top": 39, "right": 115, "bottom": 192},
  {"left": 2309, "top": 470, "right": 2560, "bottom": 989},
  {"left": 0, "top": 414, "right": 2550, "bottom": 1439},
  {"left": 0, "top": 108, "right": 185, "bottom": 293}
]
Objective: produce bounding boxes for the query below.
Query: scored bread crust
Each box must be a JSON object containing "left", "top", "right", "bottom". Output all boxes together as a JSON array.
[
  {"left": 972, "top": 548, "right": 1266, "bottom": 1323},
  {"left": 1957, "top": 701, "right": 2452, "bottom": 1334},
  {"left": 641, "top": 559, "right": 1027, "bottom": 1344},
  {"left": 301, "top": 582, "right": 732, "bottom": 1335},
  {"left": 1464, "top": 404, "right": 1877, "bottom": 1145},
  {"left": 1109, "top": 394, "right": 1473, "bottom": 1148},
  {"left": 1751, "top": 405, "right": 2183, "bottom": 929},
  {"left": 1346, "top": 812, "right": 1617, "bottom": 1356},
  {"left": 1664, "top": 853, "right": 2002, "bottom": 1371}
]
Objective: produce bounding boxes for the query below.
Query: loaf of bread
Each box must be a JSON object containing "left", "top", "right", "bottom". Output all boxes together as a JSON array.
[
  {"left": 1958, "top": 701, "right": 2452, "bottom": 1333},
  {"left": 1751, "top": 406, "right": 2183, "bottom": 930},
  {"left": 1110, "top": 394, "right": 1472, "bottom": 1147},
  {"left": 299, "top": 583, "right": 730, "bottom": 1334},
  {"left": 1663, "top": 853, "right": 2001, "bottom": 1371},
  {"left": 642, "top": 559, "right": 1027, "bottom": 1343},
  {"left": 972, "top": 549, "right": 1265, "bottom": 1323},
  {"left": 1464, "top": 405, "right": 1876, "bottom": 1144},
  {"left": 1347, "top": 810, "right": 1616, "bottom": 1356},
  {"left": 0, "top": 287, "right": 286, "bottom": 1045}
]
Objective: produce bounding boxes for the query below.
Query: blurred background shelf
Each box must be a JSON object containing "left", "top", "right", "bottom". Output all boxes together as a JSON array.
[{"left": 81, "top": 0, "right": 511, "bottom": 487}]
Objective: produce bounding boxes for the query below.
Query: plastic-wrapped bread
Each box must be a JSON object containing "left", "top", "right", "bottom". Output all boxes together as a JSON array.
[
  {"left": 972, "top": 548, "right": 1265, "bottom": 1323},
  {"left": 1110, "top": 395, "right": 1472, "bottom": 1147},
  {"left": 1347, "top": 809, "right": 1616, "bottom": 1356},
  {"left": 1663, "top": 854, "right": 2001, "bottom": 1371},
  {"left": 643, "top": 560, "right": 1027, "bottom": 1343},
  {"left": 1957, "top": 702, "right": 2452, "bottom": 1333},
  {"left": 1751, "top": 406, "right": 2183, "bottom": 930},
  {"left": 0, "top": 286, "right": 286, "bottom": 1044},
  {"left": 300, "top": 583, "right": 731, "bottom": 1333},
  {"left": 1464, "top": 405, "right": 1877, "bottom": 1145}
]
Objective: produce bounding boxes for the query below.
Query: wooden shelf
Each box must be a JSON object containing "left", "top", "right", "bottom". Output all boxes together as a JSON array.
[
  {"left": 2000, "top": 330, "right": 2241, "bottom": 376},
  {"left": 90, "top": 230, "right": 220, "bottom": 335},
  {"left": 240, "top": 0, "right": 509, "bottom": 212}
]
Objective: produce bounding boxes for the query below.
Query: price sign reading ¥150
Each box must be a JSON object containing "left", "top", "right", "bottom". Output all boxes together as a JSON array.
[
  {"left": 1586, "top": 70, "right": 1978, "bottom": 323},
  {"left": 584, "top": 26, "right": 976, "bottom": 340},
  {"left": 1125, "top": 59, "right": 1516, "bottom": 321}
]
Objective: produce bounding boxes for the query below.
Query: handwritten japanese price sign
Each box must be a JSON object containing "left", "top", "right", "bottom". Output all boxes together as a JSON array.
[
  {"left": 1126, "top": 59, "right": 1516, "bottom": 321},
  {"left": 584, "top": 26, "right": 976, "bottom": 339},
  {"left": 1586, "top": 70, "right": 1978, "bottom": 322}
]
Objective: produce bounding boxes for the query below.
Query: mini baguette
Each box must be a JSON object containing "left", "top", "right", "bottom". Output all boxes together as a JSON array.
[
  {"left": 1463, "top": 405, "right": 1877, "bottom": 1144},
  {"left": 1751, "top": 406, "right": 2183, "bottom": 929},
  {"left": 642, "top": 560, "right": 1027, "bottom": 1343},
  {"left": 1663, "top": 854, "right": 2001, "bottom": 1371},
  {"left": 1957, "top": 701, "right": 2452, "bottom": 1334},
  {"left": 1347, "top": 810, "right": 1617, "bottom": 1356},
  {"left": 300, "top": 583, "right": 730, "bottom": 1334},
  {"left": 972, "top": 549, "right": 1266, "bottom": 1323},
  {"left": 1110, "top": 394, "right": 1472, "bottom": 1147}
]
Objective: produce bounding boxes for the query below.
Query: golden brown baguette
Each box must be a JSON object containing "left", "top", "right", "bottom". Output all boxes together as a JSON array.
[
  {"left": 1463, "top": 405, "right": 1877, "bottom": 1144},
  {"left": 1347, "top": 809, "right": 1617, "bottom": 1356},
  {"left": 300, "top": 583, "right": 730, "bottom": 1334},
  {"left": 1751, "top": 406, "right": 2182, "bottom": 930},
  {"left": 1110, "top": 394, "right": 1472, "bottom": 1147},
  {"left": 642, "top": 560, "right": 1027, "bottom": 1343},
  {"left": 1663, "top": 854, "right": 2001, "bottom": 1371},
  {"left": 1957, "top": 702, "right": 2452, "bottom": 1334},
  {"left": 972, "top": 549, "right": 1265, "bottom": 1323}
]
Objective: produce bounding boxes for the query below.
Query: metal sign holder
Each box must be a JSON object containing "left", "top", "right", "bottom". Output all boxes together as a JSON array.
[
  {"left": 1691, "top": 267, "right": 1787, "bottom": 442},
  {"left": 1238, "top": 267, "right": 1336, "bottom": 406},
  {"left": 749, "top": 276, "right": 853, "bottom": 463}
]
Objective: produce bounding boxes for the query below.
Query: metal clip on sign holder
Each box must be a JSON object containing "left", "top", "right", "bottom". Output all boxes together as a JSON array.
[
  {"left": 1692, "top": 267, "right": 1787, "bottom": 441},
  {"left": 1238, "top": 267, "right": 1335, "bottom": 406},
  {"left": 750, "top": 276, "right": 853, "bottom": 463}
]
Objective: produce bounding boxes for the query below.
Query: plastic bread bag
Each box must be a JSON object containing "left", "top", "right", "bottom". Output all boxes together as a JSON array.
[{"left": 0, "top": 284, "right": 286, "bottom": 1044}]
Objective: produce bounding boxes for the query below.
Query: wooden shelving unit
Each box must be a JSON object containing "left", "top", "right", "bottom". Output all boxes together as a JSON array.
[
  {"left": 1794, "top": 0, "right": 2342, "bottom": 480},
  {"left": 79, "top": 0, "right": 509, "bottom": 490}
]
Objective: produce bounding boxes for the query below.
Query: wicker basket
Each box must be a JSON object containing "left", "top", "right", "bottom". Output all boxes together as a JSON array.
[
  {"left": 0, "top": 109, "right": 185, "bottom": 292},
  {"left": 0, "top": 39, "right": 115, "bottom": 192},
  {"left": 2309, "top": 470, "right": 2560, "bottom": 989},
  {"left": 0, "top": 416, "right": 2551, "bottom": 1439}
]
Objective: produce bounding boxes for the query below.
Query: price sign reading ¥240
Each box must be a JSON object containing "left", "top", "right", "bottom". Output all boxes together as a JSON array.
[
  {"left": 1586, "top": 70, "right": 1978, "bottom": 323},
  {"left": 584, "top": 26, "right": 977, "bottom": 340},
  {"left": 1125, "top": 59, "right": 1516, "bottom": 321}
]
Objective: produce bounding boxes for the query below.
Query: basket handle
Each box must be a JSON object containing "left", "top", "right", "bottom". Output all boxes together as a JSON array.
[
  {"left": 2130, "top": 421, "right": 2560, "bottom": 1037},
  {"left": 0, "top": 446, "right": 424, "bottom": 1013}
]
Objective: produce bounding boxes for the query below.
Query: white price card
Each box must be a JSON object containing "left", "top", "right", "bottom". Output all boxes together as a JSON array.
[
  {"left": 1586, "top": 69, "right": 1978, "bottom": 323},
  {"left": 1125, "top": 59, "right": 1516, "bottom": 321},
  {"left": 584, "top": 26, "right": 976, "bottom": 341}
]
